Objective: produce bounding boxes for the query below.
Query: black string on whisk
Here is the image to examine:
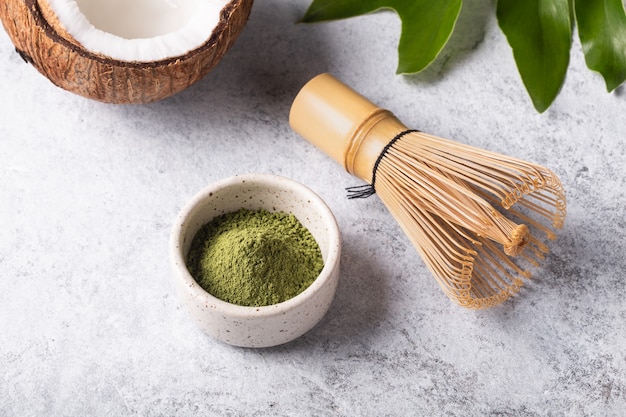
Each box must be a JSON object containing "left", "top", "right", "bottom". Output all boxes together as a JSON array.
[{"left": 346, "top": 129, "right": 419, "bottom": 199}]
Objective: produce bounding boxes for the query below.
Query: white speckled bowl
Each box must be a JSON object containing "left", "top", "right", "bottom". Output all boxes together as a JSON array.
[{"left": 170, "top": 174, "right": 341, "bottom": 348}]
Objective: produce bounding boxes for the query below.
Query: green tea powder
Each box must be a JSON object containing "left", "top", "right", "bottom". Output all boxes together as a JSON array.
[{"left": 186, "top": 208, "right": 324, "bottom": 307}]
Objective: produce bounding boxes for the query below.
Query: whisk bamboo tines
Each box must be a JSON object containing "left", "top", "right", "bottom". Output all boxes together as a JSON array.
[{"left": 289, "top": 73, "right": 566, "bottom": 309}]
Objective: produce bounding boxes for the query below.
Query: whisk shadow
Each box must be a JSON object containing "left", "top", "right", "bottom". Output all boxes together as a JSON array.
[
  {"left": 469, "top": 209, "right": 597, "bottom": 324},
  {"left": 535, "top": 215, "right": 609, "bottom": 296}
]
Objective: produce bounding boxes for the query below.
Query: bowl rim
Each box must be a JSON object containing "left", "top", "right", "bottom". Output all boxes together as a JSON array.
[{"left": 169, "top": 173, "right": 341, "bottom": 319}]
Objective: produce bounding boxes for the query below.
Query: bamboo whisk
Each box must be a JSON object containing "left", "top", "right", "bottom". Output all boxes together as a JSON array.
[{"left": 289, "top": 73, "right": 566, "bottom": 309}]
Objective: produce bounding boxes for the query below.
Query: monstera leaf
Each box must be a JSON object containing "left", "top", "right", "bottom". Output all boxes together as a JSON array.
[
  {"left": 302, "top": 0, "right": 626, "bottom": 113},
  {"left": 301, "top": 0, "right": 463, "bottom": 74}
]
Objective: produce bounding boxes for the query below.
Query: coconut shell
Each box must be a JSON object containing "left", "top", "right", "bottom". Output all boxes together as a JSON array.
[{"left": 0, "top": 0, "right": 253, "bottom": 104}]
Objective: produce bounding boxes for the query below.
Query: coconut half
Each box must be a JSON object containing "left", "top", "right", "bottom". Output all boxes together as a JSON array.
[{"left": 0, "top": 0, "right": 253, "bottom": 103}]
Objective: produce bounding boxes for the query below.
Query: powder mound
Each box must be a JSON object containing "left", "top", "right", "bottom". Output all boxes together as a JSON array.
[{"left": 186, "top": 208, "right": 324, "bottom": 307}]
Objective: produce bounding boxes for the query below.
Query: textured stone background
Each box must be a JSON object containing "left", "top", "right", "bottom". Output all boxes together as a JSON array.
[{"left": 1, "top": 1, "right": 625, "bottom": 416}]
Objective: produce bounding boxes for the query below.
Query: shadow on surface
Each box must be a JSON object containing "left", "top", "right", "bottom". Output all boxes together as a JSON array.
[
  {"left": 405, "top": 0, "right": 495, "bottom": 84},
  {"left": 266, "top": 234, "right": 394, "bottom": 353},
  {"left": 144, "top": 0, "right": 333, "bottom": 129},
  {"left": 474, "top": 203, "right": 611, "bottom": 325}
]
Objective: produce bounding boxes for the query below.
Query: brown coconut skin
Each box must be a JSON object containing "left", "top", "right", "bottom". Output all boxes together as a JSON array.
[{"left": 0, "top": 0, "right": 253, "bottom": 104}]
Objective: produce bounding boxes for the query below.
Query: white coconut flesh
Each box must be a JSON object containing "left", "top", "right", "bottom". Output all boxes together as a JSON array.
[{"left": 47, "top": 0, "right": 230, "bottom": 62}]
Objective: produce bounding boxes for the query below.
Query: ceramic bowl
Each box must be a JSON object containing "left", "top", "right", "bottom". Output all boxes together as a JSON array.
[{"left": 169, "top": 174, "right": 341, "bottom": 348}]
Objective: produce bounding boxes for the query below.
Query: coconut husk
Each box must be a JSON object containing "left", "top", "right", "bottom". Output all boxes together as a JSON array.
[{"left": 0, "top": 0, "right": 253, "bottom": 104}]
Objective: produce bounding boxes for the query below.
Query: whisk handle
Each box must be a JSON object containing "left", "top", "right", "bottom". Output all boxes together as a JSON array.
[{"left": 290, "top": 73, "right": 408, "bottom": 183}]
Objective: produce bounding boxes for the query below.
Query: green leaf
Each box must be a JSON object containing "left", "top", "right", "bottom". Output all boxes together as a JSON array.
[
  {"left": 497, "top": 0, "right": 572, "bottom": 112},
  {"left": 575, "top": 0, "right": 626, "bottom": 91},
  {"left": 301, "top": 0, "right": 463, "bottom": 74}
]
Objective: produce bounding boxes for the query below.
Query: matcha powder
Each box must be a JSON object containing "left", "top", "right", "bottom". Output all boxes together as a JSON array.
[{"left": 186, "top": 208, "right": 324, "bottom": 307}]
